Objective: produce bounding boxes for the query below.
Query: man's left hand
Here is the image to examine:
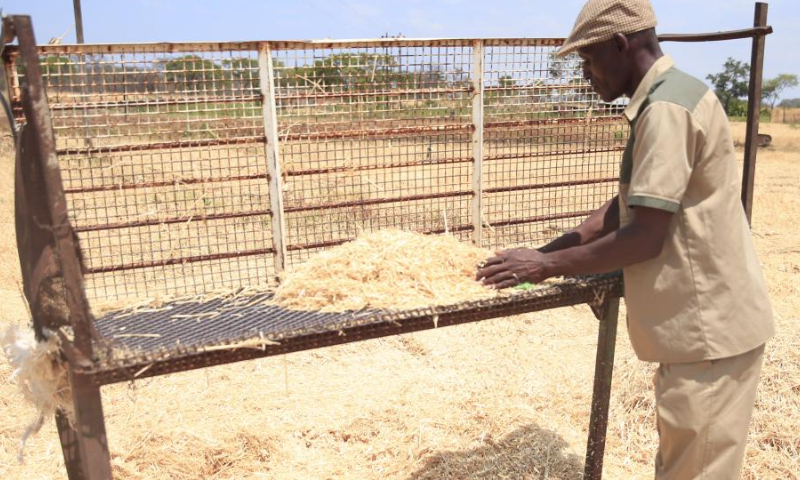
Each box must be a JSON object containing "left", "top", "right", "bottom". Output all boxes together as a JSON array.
[{"left": 476, "top": 248, "right": 551, "bottom": 289}]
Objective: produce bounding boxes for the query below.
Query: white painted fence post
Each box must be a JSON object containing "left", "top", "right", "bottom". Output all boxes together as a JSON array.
[
  {"left": 259, "top": 43, "right": 288, "bottom": 281},
  {"left": 471, "top": 40, "right": 485, "bottom": 246}
]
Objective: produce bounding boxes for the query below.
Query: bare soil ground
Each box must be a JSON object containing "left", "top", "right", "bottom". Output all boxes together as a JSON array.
[{"left": 1, "top": 122, "right": 798, "bottom": 479}]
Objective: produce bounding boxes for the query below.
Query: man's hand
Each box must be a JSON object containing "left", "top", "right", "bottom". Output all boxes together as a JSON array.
[{"left": 476, "top": 248, "right": 551, "bottom": 289}]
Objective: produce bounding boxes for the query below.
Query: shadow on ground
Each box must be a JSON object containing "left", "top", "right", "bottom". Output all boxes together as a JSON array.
[{"left": 406, "top": 423, "right": 584, "bottom": 480}]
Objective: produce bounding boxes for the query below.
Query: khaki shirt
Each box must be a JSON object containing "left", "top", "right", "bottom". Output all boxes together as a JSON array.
[{"left": 619, "top": 55, "right": 774, "bottom": 363}]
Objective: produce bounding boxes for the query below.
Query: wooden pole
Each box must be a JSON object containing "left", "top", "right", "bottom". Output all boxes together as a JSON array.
[{"left": 73, "top": 0, "right": 85, "bottom": 44}]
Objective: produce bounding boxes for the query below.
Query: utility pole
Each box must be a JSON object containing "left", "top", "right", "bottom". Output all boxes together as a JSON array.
[{"left": 73, "top": 0, "right": 84, "bottom": 43}]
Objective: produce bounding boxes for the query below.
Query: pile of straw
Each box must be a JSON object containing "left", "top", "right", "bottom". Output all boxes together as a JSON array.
[{"left": 274, "top": 229, "right": 503, "bottom": 312}]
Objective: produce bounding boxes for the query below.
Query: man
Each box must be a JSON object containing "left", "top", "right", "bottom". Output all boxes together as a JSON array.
[{"left": 476, "top": 0, "right": 774, "bottom": 478}]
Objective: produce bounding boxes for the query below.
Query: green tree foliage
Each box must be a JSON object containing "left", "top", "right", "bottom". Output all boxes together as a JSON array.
[
  {"left": 548, "top": 52, "right": 587, "bottom": 104},
  {"left": 221, "top": 58, "right": 260, "bottom": 91},
  {"left": 498, "top": 75, "right": 516, "bottom": 89},
  {"left": 39, "top": 55, "right": 77, "bottom": 88},
  {"left": 762, "top": 74, "right": 799, "bottom": 109},
  {"left": 548, "top": 52, "right": 582, "bottom": 81},
  {"left": 219, "top": 58, "right": 289, "bottom": 93},
  {"left": 164, "top": 55, "right": 226, "bottom": 93},
  {"left": 706, "top": 58, "right": 750, "bottom": 115},
  {"left": 726, "top": 98, "right": 749, "bottom": 118},
  {"left": 279, "top": 53, "right": 426, "bottom": 91},
  {"left": 778, "top": 98, "right": 800, "bottom": 109}
]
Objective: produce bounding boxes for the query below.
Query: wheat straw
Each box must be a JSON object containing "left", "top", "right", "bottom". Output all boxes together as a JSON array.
[{"left": 273, "top": 229, "right": 506, "bottom": 312}]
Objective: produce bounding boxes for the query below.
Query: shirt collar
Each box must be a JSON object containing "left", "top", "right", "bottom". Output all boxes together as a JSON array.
[{"left": 623, "top": 54, "right": 675, "bottom": 123}]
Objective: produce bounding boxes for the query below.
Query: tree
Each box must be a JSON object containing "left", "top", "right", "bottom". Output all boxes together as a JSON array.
[
  {"left": 284, "top": 53, "right": 405, "bottom": 90},
  {"left": 498, "top": 75, "right": 516, "bottom": 89},
  {"left": 221, "top": 58, "right": 261, "bottom": 93},
  {"left": 762, "top": 74, "right": 799, "bottom": 109},
  {"left": 38, "top": 55, "right": 77, "bottom": 89},
  {"left": 778, "top": 98, "right": 800, "bottom": 109},
  {"left": 706, "top": 58, "right": 749, "bottom": 115},
  {"left": 164, "top": 55, "right": 226, "bottom": 93}
]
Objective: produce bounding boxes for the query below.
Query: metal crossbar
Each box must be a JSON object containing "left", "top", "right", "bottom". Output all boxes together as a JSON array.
[{"left": 5, "top": 39, "right": 626, "bottom": 307}]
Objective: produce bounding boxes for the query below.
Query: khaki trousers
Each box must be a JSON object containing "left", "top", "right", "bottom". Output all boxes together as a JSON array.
[{"left": 653, "top": 344, "right": 765, "bottom": 480}]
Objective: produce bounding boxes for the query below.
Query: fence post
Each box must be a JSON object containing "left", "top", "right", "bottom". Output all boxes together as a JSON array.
[
  {"left": 471, "top": 40, "right": 485, "bottom": 246},
  {"left": 741, "top": 2, "right": 768, "bottom": 225},
  {"left": 259, "top": 43, "right": 288, "bottom": 281}
]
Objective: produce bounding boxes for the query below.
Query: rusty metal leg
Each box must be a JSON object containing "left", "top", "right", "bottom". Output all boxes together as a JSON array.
[
  {"left": 584, "top": 298, "right": 619, "bottom": 480},
  {"left": 56, "top": 370, "right": 113, "bottom": 480},
  {"left": 56, "top": 410, "right": 86, "bottom": 479},
  {"left": 741, "top": 2, "right": 769, "bottom": 225}
]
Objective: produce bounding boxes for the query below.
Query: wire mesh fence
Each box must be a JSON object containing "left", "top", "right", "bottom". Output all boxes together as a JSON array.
[{"left": 6, "top": 39, "right": 628, "bottom": 307}]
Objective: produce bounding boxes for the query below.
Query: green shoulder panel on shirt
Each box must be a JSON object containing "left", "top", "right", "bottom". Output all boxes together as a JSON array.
[
  {"left": 641, "top": 67, "right": 709, "bottom": 114},
  {"left": 619, "top": 67, "right": 708, "bottom": 185},
  {"left": 627, "top": 195, "right": 680, "bottom": 213}
]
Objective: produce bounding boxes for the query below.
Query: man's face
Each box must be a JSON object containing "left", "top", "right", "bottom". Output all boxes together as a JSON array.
[{"left": 577, "top": 37, "right": 629, "bottom": 103}]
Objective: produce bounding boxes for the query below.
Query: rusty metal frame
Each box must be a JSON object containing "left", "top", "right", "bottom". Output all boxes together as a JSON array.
[
  {"left": 741, "top": 3, "right": 769, "bottom": 224},
  {"left": 3, "top": 5, "right": 773, "bottom": 480},
  {"left": 6, "top": 15, "right": 113, "bottom": 480},
  {"left": 584, "top": 297, "right": 619, "bottom": 480}
]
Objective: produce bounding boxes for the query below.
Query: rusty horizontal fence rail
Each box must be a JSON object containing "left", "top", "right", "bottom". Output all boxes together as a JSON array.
[
  {"left": 283, "top": 190, "right": 475, "bottom": 213},
  {"left": 484, "top": 146, "right": 626, "bottom": 162},
  {"left": 284, "top": 156, "right": 474, "bottom": 176},
  {"left": 64, "top": 173, "right": 270, "bottom": 194},
  {"left": 73, "top": 209, "right": 272, "bottom": 233},
  {"left": 484, "top": 177, "right": 618, "bottom": 195},
  {"left": 48, "top": 95, "right": 262, "bottom": 112},
  {"left": 658, "top": 26, "right": 773, "bottom": 42},
  {"left": 56, "top": 136, "right": 266, "bottom": 156},
  {"left": 488, "top": 210, "right": 596, "bottom": 228},
  {"left": 286, "top": 224, "right": 476, "bottom": 252},
  {"left": 84, "top": 247, "right": 276, "bottom": 275}
]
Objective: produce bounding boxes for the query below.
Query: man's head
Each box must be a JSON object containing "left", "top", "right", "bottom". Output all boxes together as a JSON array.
[{"left": 558, "top": 0, "right": 662, "bottom": 102}]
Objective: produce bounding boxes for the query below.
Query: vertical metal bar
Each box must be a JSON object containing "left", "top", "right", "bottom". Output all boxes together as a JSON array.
[
  {"left": 4, "top": 55, "right": 17, "bottom": 100},
  {"left": 55, "top": 412, "right": 84, "bottom": 480},
  {"left": 0, "top": 54, "right": 16, "bottom": 137},
  {"left": 73, "top": 0, "right": 85, "bottom": 44},
  {"left": 471, "top": 40, "right": 485, "bottom": 246},
  {"left": 584, "top": 297, "right": 619, "bottom": 480},
  {"left": 741, "top": 2, "right": 768, "bottom": 225},
  {"left": 13, "top": 15, "right": 95, "bottom": 356},
  {"left": 259, "top": 44, "right": 288, "bottom": 279},
  {"left": 55, "top": 371, "right": 112, "bottom": 480}
]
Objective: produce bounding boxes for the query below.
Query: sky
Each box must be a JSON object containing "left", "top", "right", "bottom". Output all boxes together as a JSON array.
[{"left": 3, "top": 0, "right": 799, "bottom": 101}]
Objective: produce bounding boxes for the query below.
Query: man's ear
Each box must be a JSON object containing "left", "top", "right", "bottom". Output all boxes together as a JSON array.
[{"left": 612, "top": 33, "right": 630, "bottom": 54}]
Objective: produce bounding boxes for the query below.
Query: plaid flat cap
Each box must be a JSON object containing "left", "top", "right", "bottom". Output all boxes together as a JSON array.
[{"left": 558, "top": 0, "right": 658, "bottom": 56}]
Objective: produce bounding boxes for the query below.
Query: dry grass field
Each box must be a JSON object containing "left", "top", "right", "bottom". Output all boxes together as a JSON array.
[{"left": 1, "top": 121, "right": 798, "bottom": 479}]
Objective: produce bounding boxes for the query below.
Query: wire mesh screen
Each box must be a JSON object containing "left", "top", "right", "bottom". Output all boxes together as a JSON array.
[
  {"left": 6, "top": 39, "right": 627, "bottom": 307},
  {"left": 482, "top": 45, "right": 625, "bottom": 248},
  {"left": 272, "top": 44, "right": 475, "bottom": 266}
]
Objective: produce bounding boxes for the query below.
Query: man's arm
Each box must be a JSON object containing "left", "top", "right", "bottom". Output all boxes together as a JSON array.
[
  {"left": 477, "top": 206, "right": 672, "bottom": 289},
  {"left": 537, "top": 195, "right": 620, "bottom": 253}
]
